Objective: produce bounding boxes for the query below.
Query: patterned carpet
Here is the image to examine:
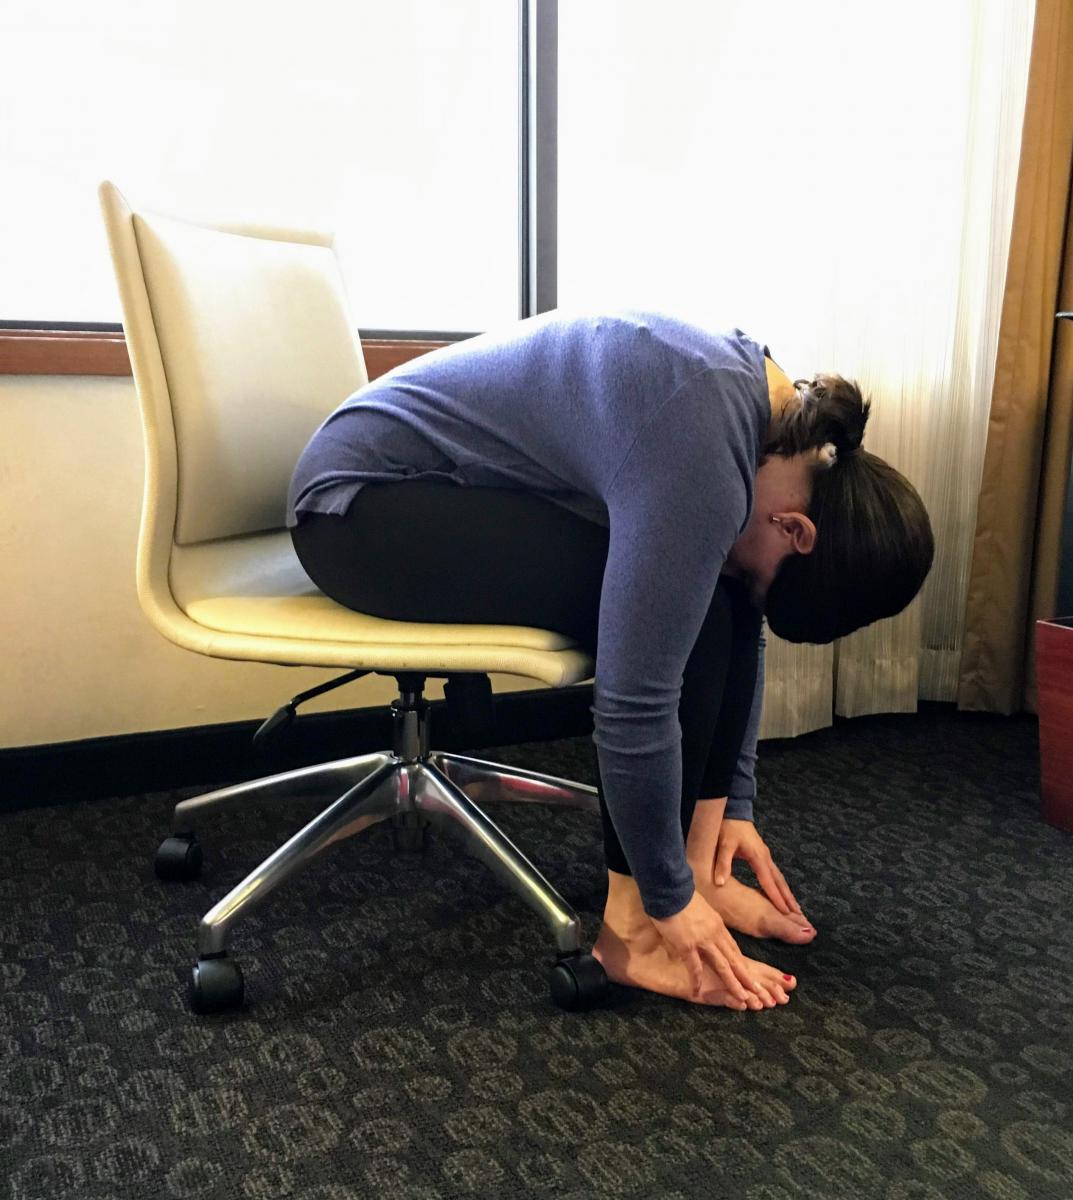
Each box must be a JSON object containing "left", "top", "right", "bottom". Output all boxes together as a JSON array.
[{"left": 2, "top": 707, "right": 1072, "bottom": 1200}]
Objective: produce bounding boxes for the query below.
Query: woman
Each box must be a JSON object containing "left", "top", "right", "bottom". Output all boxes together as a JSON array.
[{"left": 287, "top": 309, "right": 934, "bottom": 1010}]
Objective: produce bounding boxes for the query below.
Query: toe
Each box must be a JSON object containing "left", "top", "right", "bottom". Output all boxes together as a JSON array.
[
  {"left": 751, "top": 980, "right": 777, "bottom": 1008},
  {"left": 774, "top": 917, "right": 817, "bottom": 945},
  {"left": 744, "top": 958, "right": 796, "bottom": 1002}
]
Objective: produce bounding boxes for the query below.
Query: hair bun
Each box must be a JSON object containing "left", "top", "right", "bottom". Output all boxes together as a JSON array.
[
  {"left": 810, "top": 374, "right": 869, "bottom": 458},
  {"left": 768, "top": 373, "right": 871, "bottom": 459}
]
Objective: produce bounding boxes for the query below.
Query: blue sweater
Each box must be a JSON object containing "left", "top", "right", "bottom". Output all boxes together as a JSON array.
[{"left": 288, "top": 310, "right": 770, "bottom": 917}]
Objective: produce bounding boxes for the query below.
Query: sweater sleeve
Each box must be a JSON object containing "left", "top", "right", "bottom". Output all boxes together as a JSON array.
[
  {"left": 591, "top": 369, "right": 761, "bottom": 918},
  {"left": 724, "top": 625, "right": 766, "bottom": 822}
]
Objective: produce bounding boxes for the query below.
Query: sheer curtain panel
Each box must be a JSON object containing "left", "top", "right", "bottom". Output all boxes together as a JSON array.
[{"left": 559, "top": 0, "right": 1035, "bottom": 737}]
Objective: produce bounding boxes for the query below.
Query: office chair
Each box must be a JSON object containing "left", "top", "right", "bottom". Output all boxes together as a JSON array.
[{"left": 98, "top": 181, "right": 608, "bottom": 1014}]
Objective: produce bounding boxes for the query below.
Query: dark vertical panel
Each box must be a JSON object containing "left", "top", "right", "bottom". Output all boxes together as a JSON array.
[
  {"left": 520, "top": 0, "right": 557, "bottom": 318},
  {"left": 1058, "top": 313, "right": 1073, "bottom": 616}
]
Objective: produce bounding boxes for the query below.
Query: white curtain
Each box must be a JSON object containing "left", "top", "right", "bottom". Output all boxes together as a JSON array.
[{"left": 558, "top": 0, "right": 1036, "bottom": 738}]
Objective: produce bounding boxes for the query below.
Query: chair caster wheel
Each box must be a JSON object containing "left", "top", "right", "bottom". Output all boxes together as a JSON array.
[
  {"left": 155, "top": 834, "right": 203, "bottom": 881},
  {"left": 548, "top": 953, "right": 609, "bottom": 1011},
  {"left": 190, "top": 957, "right": 244, "bottom": 1014}
]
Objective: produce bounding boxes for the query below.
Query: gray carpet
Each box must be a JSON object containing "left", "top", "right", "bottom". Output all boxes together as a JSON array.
[{"left": 2, "top": 708, "right": 1072, "bottom": 1200}]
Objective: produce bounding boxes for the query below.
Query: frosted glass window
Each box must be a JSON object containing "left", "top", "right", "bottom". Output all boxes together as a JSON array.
[{"left": 0, "top": 0, "right": 519, "bottom": 330}]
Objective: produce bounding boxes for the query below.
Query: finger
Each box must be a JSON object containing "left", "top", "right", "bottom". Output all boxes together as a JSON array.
[
  {"left": 686, "top": 948, "right": 706, "bottom": 1000},
  {"left": 772, "top": 866, "right": 805, "bottom": 916},
  {"left": 708, "top": 932, "right": 761, "bottom": 1000},
  {"left": 713, "top": 841, "right": 736, "bottom": 887},
  {"left": 725, "top": 942, "right": 763, "bottom": 997},
  {"left": 755, "top": 861, "right": 792, "bottom": 915},
  {"left": 698, "top": 945, "right": 750, "bottom": 1003}
]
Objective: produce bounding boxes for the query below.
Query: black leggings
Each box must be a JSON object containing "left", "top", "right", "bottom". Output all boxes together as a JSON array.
[{"left": 291, "top": 481, "right": 761, "bottom": 878}]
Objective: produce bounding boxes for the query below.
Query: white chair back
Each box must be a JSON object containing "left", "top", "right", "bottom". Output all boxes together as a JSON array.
[{"left": 99, "top": 181, "right": 367, "bottom": 546}]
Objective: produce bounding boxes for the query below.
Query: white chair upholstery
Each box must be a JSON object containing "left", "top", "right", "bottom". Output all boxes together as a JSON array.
[
  {"left": 98, "top": 181, "right": 594, "bottom": 685},
  {"left": 98, "top": 181, "right": 606, "bottom": 1016}
]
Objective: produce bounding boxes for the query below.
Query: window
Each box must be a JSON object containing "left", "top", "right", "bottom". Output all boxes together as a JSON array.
[
  {"left": 0, "top": 0, "right": 519, "bottom": 331},
  {"left": 558, "top": 0, "right": 1032, "bottom": 375}
]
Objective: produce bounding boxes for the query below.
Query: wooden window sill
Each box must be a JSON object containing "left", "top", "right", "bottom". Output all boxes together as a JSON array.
[{"left": 0, "top": 328, "right": 449, "bottom": 381}]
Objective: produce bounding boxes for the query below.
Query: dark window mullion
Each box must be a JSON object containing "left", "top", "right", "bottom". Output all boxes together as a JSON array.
[{"left": 519, "top": 0, "right": 557, "bottom": 319}]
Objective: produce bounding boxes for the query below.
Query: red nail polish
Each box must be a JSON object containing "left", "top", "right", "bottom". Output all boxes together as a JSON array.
[{"left": 783, "top": 974, "right": 793, "bottom": 982}]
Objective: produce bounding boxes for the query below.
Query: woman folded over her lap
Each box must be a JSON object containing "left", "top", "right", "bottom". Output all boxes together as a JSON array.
[{"left": 287, "top": 312, "right": 934, "bottom": 1010}]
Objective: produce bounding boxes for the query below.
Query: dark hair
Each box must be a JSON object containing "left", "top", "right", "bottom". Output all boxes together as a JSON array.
[{"left": 763, "top": 374, "right": 935, "bottom": 644}]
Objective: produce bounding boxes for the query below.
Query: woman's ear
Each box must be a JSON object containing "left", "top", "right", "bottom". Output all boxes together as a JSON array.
[{"left": 773, "top": 512, "right": 817, "bottom": 556}]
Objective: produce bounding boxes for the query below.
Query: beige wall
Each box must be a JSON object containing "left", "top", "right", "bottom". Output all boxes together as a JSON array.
[{"left": 0, "top": 374, "right": 533, "bottom": 749}]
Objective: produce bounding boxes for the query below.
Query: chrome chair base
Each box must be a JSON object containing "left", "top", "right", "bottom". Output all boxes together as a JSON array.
[{"left": 159, "top": 676, "right": 607, "bottom": 1013}]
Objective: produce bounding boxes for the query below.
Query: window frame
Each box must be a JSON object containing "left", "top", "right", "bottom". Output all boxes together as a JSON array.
[{"left": 0, "top": 325, "right": 468, "bottom": 379}]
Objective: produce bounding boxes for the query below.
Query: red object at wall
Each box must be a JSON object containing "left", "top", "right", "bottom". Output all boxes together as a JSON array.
[{"left": 1036, "top": 617, "right": 1073, "bottom": 832}]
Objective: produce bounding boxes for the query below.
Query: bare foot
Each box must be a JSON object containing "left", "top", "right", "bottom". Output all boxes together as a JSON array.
[
  {"left": 593, "top": 921, "right": 749, "bottom": 1008},
  {"left": 697, "top": 873, "right": 817, "bottom": 945},
  {"left": 592, "top": 869, "right": 796, "bottom": 1009},
  {"left": 592, "top": 919, "right": 794, "bottom": 1009}
]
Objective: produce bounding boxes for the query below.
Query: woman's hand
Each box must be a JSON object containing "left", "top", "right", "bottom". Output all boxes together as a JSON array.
[
  {"left": 714, "top": 818, "right": 803, "bottom": 916},
  {"left": 650, "top": 890, "right": 758, "bottom": 1002}
]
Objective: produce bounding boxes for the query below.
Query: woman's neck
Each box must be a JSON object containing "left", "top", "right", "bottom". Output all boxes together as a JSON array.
[{"left": 765, "top": 357, "right": 797, "bottom": 421}]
